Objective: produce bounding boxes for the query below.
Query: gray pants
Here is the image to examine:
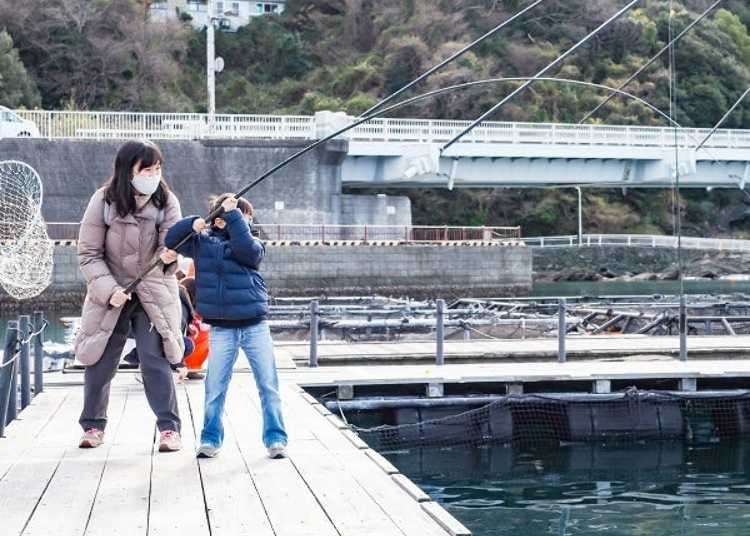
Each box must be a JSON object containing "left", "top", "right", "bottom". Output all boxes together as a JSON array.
[{"left": 79, "top": 296, "right": 180, "bottom": 432}]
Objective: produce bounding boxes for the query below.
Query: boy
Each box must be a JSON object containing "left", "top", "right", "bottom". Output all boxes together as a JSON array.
[{"left": 165, "top": 194, "right": 288, "bottom": 459}]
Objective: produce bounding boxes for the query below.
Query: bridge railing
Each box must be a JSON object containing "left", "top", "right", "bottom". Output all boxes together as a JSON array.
[
  {"left": 524, "top": 234, "right": 750, "bottom": 252},
  {"left": 45, "top": 222, "right": 522, "bottom": 243},
  {"left": 14, "top": 110, "right": 317, "bottom": 140},
  {"left": 12, "top": 110, "right": 750, "bottom": 149}
]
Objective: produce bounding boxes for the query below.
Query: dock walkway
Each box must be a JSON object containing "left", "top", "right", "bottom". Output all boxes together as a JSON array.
[
  {"left": 275, "top": 334, "right": 750, "bottom": 365},
  {"left": 0, "top": 373, "right": 467, "bottom": 536}
]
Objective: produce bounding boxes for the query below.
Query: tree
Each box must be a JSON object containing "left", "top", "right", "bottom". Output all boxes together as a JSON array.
[
  {"left": 0, "top": 30, "right": 40, "bottom": 108},
  {"left": 0, "top": 0, "right": 191, "bottom": 110}
]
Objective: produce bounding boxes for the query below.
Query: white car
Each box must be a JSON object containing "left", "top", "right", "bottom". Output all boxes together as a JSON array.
[{"left": 0, "top": 106, "right": 40, "bottom": 138}]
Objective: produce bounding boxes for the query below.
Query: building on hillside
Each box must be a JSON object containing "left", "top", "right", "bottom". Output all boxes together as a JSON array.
[{"left": 150, "top": 0, "right": 286, "bottom": 31}]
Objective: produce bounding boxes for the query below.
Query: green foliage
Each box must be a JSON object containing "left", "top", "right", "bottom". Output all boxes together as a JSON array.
[
  {"left": 3, "top": 0, "right": 750, "bottom": 235},
  {"left": 0, "top": 30, "right": 40, "bottom": 108}
]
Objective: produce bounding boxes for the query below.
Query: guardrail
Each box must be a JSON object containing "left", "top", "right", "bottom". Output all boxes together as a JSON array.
[
  {"left": 1, "top": 312, "right": 47, "bottom": 437},
  {"left": 523, "top": 234, "right": 750, "bottom": 251},
  {"left": 45, "top": 223, "right": 522, "bottom": 243},
  {"left": 12, "top": 110, "right": 750, "bottom": 149}
]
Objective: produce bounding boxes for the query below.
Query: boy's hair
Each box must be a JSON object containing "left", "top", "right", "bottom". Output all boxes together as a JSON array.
[{"left": 209, "top": 193, "right": 253, "bottom": 224}]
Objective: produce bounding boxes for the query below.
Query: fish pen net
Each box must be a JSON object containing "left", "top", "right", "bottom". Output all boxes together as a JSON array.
[{"left": 345, "top": 390, "right": 750, "bottom": 451}]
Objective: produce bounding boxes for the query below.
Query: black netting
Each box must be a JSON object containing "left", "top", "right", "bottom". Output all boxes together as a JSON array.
[{"left": 347, "top": 390, "right": 750, "bottom": 451}]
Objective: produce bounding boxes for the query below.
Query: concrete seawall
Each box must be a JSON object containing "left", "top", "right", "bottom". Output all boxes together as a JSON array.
[
  {"left": 0, "top": 138, "right": 410, "bottom": 226},
  {"left": 0, "top": 244, "right": 532, "bottom": 311}
]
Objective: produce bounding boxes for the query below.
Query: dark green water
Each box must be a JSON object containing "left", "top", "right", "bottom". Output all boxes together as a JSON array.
[{"left": 385, "top": 441, "right": 750, "bottom": 536}]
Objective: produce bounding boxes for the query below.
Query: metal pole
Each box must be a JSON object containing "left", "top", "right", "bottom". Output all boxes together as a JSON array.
[
  {"left": 207, "top": 0, "right": 216, "bottom": 134},
  {"left": 33, "top": 311, "right": 44, "bottom": 395},
  {"left": 558, "top": 299, "right": 567, "bottom": 363},
  {"left": 1, "top": 321, "right": 19, "bottom": 435},
  {"left": 576, "top": 187, "right": 583, "bottom": 246},
  {"left": 5, "top": 320, "right": 19, "bottom": 425},
  {"left": 680, "top": 294, "right": 688, "bottom": 361},
  {"left": 19, "top": 315, "right": 31, "bottom": 409},
  {"left": 309, "top": 300, "right": 319, "bottom": 368},
  {"left": 436, "top": 299, "right": 445, "bottom": 365}
]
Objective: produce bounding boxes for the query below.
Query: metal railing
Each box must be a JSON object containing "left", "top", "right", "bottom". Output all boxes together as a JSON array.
[
  {"left": 45, "top": 222, "right": 522, "bottom": 243},
  {"left": 12, "top": 110, "right": 750, "bottom": 149},
  {"left": 1, "top": 312, "right": 47, "bottom": 437},
  {"left": 523, "top": 234, "right": 750, "bottom": 252},
  {"left": 14, "top": 110, "right": 317, "bottom": 140}
]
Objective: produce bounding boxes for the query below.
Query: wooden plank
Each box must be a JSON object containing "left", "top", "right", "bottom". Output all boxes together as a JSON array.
[
  {"left": 281, "top": 389, "right": 450, "bottom": 536},
  {"left": 21, "top": 391, "right": 128, "bottom": 536},
  {"left": 288, "top": 442, "right": 404, "bottom": 536},
  {"left": 148, "top": 385, "right": 210, "bottom": 536},
  {"left": 184, "top": 384, "right": 275, "bottom": 536},
  {"left": 365, "top": 449, "right": 400, "bottom": 475},
  {"left": 0, "top": 388, "right": 69, "bottom": 480},
  {"left": 85, "top": 382, "right": 155, "bottom": 536},
  {"left": 392, "top": 473, "right": 431, "bottom": 502},
  {"left": 421, "top": 502, "right": 471, "bottom": 536},
  {"left": 224, "top": 382, "right": 338, "bottom": 536},
  {"left": 330, "top": 451, "right": 449, "bottom": 536},
  {"left": 0, "top": 390, "right": 84, "bottom": 536}
]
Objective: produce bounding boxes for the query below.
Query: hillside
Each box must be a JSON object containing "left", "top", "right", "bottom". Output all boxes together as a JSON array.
[{"left": 2, "top": 0, "right": 750, "bottom": 235}]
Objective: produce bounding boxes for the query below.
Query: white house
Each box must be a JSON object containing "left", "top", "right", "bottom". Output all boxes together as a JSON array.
[{"left": 150, "top": 0, "right": 286, "bottom": 31}]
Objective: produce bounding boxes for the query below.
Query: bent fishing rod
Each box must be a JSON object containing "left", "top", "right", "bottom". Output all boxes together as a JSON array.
[
  {"left": 122, "top": 0, "right": 547, "bottom": 293},
  {"left": 579, "top": 0, "right": 725, "bottom": 124},
  {"left": 123, "top": 75, "right": 679, "bottom": 294}
]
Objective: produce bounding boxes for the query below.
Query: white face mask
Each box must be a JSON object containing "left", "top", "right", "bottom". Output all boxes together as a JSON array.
[{"left": 132, "top": 171, "right": 162, "bottom": 196}]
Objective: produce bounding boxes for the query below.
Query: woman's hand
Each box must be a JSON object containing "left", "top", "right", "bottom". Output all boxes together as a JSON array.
[
  {"left": 160, "top": 249, "right": 178, "bottom": 265},
  {"left": 109, "top": 288, "right": 131, "bottom": 308},
  {"left": 221, "top": 196, "right": 238, "bottom": 212},
  {"left": 192, "top": 218, "right": 207, "bottom": 233}
]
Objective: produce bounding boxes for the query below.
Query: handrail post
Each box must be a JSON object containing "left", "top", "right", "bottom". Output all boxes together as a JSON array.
[
  {"left": 33, "top": 311, "right": 45, "bottom": 395},
  {"left": 436, "top": 299, "right": 445, "bottom": 366},
  {"left": 19, "top": 315, "right": 31, "bottom": 409},
  {"left": 558, "top": 299, "right": 567, "bottom": 363},
  {"left": 0, "top": 321, "right": 20, "bottom": 435},
  {"left": 3, "top": 320, "right": 20, "bottom": 428},
  {"left": 309, "top": 300, "right": 319, "bottom": 368}
]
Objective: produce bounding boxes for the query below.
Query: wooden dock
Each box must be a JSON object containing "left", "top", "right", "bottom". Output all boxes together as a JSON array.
[
  {"left": 275, "top": 334, "right": 750, "bottom": 365},
  {"left": 0, "top": 373, "right": 468, "bottom": 536}
]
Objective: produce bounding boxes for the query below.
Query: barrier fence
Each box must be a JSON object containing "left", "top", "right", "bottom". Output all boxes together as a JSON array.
[
  {"left": 13, "top": 110, "right": 750, "bottom": 149},
  {"left": 45, "top": 222, "right": 522, "bottom": 243},
  {"left": 0, "top": 312, "right": 47, "bottom": 437}
]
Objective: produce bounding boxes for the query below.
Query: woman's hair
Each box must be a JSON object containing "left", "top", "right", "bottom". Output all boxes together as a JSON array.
[
  {"left": 104, "top": 140, "right": 171, "bottom": 217},
  {"left": 209, "top": 193, "right": 253, "bottom": 224}
]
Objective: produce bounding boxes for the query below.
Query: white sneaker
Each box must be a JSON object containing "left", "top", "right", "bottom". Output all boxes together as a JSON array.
[
  {"left": 267, "top": 442, "right": 288, "bottom": 459},
  {"left": 196, "top": 443, "right": 221, "bottom": 458}
]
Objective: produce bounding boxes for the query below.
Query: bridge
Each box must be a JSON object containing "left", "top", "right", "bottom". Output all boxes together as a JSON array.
[{"left": 13, "top": 109, "right": 750, "bottom": 189}]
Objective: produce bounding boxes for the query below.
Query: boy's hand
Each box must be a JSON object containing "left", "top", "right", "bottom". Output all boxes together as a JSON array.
[
  {"left": 160, "top": 249, "right": 178, "bottom": 265},
  {"left": 221, "top": 196, "right": 238, "bottom": 212},
  {"left": 193, "top": 218, "right": 207, "bottom": 233}
]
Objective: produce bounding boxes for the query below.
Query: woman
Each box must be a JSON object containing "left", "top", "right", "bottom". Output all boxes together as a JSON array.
[{"left": 75, "top": 140, "right": 185, "bottom": 452}]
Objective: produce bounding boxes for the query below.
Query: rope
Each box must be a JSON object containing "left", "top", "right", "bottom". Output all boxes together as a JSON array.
[
  {"left": 0, "top": 340, "right": 21, "bottom": 369},
  {"left": 19, "top": 320, "right": 48, "bottom": 346}
]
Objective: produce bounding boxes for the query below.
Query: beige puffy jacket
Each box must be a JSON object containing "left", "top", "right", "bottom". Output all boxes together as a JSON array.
[{"left": 74, "top": 188, "right": 185, "bottom": 365}]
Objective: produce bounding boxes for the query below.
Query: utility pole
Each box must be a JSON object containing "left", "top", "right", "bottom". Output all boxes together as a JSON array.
[
  {"left": 207, "top": 0, "right": 216, "bottom": 133},
  {"left": 575, "top": 186, "right": 583, "bottom": 246}
]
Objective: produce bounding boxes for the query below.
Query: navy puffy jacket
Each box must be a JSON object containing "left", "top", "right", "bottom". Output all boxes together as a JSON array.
[{"left": 165, "top": 209, "right": 268, "bottom": 322}]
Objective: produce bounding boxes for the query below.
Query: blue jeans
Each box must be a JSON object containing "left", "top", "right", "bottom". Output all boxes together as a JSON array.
[{"left": 200, "top": 321, "right": 287, "bottom": 448}]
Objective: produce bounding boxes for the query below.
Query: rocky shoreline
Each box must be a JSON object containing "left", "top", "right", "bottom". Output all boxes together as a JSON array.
[{"left": 533, "top": 246, "right": 750, "bottom": 284}]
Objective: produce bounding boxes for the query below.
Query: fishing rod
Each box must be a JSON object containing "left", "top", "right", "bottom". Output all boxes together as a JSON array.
[
  {"left": 695, "top": 86, "right": 750, "bottom": 151},
  {"left": 579, "top": 0, "right": 725, "bottom": 124},
  {"left": 362, "top": 0, "right": 546, "bottom": 117},
  {"left": 440, "top": 0, "right": 643, "bottom": 154},
  {"left": 123, "top": 75, "right": 678, "bottom": 294},
  {"left": 122, "top": 1, "right": 545, "bottom": 293}
]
